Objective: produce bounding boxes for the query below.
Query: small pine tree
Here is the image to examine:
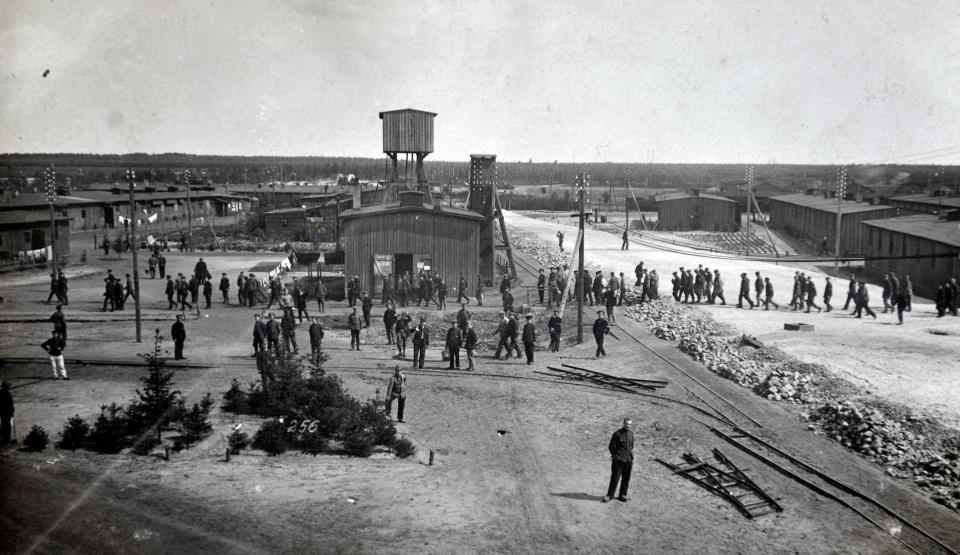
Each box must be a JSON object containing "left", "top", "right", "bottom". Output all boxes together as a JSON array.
[
  {"left": 127, "top": 330, "right": 181, "bottom": 443},
  {"left": 179, "top": 393, "right": 214, "bottom": 445},
  {"left": 90, "top": 403, "right": 131, "bottom": 453},
  {"left": 59, "top": 415, "right": 90, "bottom": 451},
  {"left": 24, "top": 425, "right": 50, "bottom": 452},
  {"left": 228, "top": 428, "right": 250, "bottom": 454}
]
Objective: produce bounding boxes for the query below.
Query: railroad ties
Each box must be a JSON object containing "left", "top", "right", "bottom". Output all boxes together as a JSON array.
[
  {"left": 540, "top": 363, "right": 668, "bottom": 393},
  {"left": 656, "top": 448, "right": 783, "bottom": 520}
]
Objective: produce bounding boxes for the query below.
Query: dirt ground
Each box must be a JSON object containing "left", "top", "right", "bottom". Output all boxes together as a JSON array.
[
  {"left": 504, "top": 210, "right": 960, "bottom": 432},
  {"left": 1, "top": 248, "right": 959, "bottom": 553}
]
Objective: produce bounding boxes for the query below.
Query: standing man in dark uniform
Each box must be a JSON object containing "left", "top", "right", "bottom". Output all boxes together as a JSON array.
[
  {"left": 547, "top": 268, "right": 558, "bottom": 308},
  {"left": 348, "top": 307, "right": 362, "bottom": 350},
  {"left": 603, "top": 418, "right": 634, "bottom": 503},
  {"left": 294, "top": 280, "right": 310, "bottom": 323},
  {"left": 165, "top": 275, "right": 176, "bottom": 309},
  {"left": 385, "top": 365, "right": 407, "bottom": 422},
  {"left": 456, "top": 273, "right": 469, "bottom": 304},
  {"left": 604, "top": 286, "right": 617, "bottom": 325},
  {"left": 237, "top": 272, "right": 247, "bottom": 306},
  {"left": 592, "top": 271, "right": 604, "bottom": 310},
  {"left": 557, "top": 230, "right": 564, "bottom": 252},
  {"left": 171, "top": 314, "right": 187, "bottom": 360},
  {"left": 46, "top": 272, "right": 58, "bottom": 304},
  {"left": 281, "top": 309, "right": 298, "bottom": 354},
  {"left": 823, "top": 277, "right": 833, "bottom": 312},
  {"left": 219, "top": 273, "right": 230, "bottom": 303},
  {"left": 50, "top": 304, "right": 67, "bottom": 345},
  {"left": 548, "top": 310, "right": 562, "bottom": 352},
  {"left": 621, "top": 229, "right": 629, "bottom": 250},
  {"left": 593, "top": 310, "right": 610, "bottom": 359},
  {"left": 445, "top": 321, "right": 462, "bottom": 369},
  {"left": 412, "top": 317, "right": 428, "bottom": 369},
  {"left": 309, "top": 317, "right": 324, "bottom": 361},
  {"left": 395, "top": 311, "right": 411, "bottom": 358},
  {"left": 193, "top": 257, "right": 211, "bottom": 284},
  {"left": 475, "top": 274, "right": 484, "bottom": 306},
  {"left": 361, "top": 291, "right": 373, "bottom": 327},
  {"left": 881, "top": 273, "right": 893, "bottom": 313},
  {"left": 522, "top": 314, "right": 537, "bottom": 365},
  {"left": 266, "top": 313, "right": 281, "bottom": 356},
  {"left": 493, "top": 312, "right": 509, "bottom": 360},
  {"left": 157, "top": 254, "right": 166, "bottom": 279},
  {"left": 464, "top": 321, "right": 478, "bottom": 371},
  {"left": 537, "top": 268, "right": 546, "bottom": 304},
  {"left": 203, "top": 279, "right": 212, "bottom": 309},
  {"left": 456, "top": 303, "right": 470, "bottom": 335},
  {"left": 384, "top": 304, "right": 397, "bottom": 345},
  {"left": 506, "top": 313, "right": 523, "bottom": 359},
  {"left": 252, "top": 313, "right": 266, "bottom": 356}
]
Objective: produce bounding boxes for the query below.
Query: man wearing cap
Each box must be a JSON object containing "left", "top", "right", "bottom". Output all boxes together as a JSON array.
[
  {"left": 219, "top": 273, "right": 230, "bottom": 303},
  {"left": 361, "top": 291, "right": 373, "bottom": 326},
  {"left": 41, "top": 330, "right": 68, "bottom": 379},
  {"left": 165, "top": 275, "right": 176, "bottom": 309},
  {"left": 266, "top": 313, "right": 281, "bottom": 355},
  {"left": 537, "top": 268, "right": 546, "bottom": 304},
  {"left": 237, "top": 272, "right": 247, "bottom": 306},
  {"left": 823, "top": 277, "right": 833, "bottom": 312},
  {"left": 384, "top": 303, "right": 397, "bottom": 345},
  {"left": 593, "top": 310, "right": 610, "bottom": 359},
  {"left": 493, "top": 311, "right": 510, "bottom": 360},
  {"left": 464, "top": 320, "right": 478, "bottom": 371},
  {"left": 506, "top": 312, "right": 523, "bottom": 359},
  {"left": 737, "top": 273, "right": 755, "bottom": 309},
  {"left": 456, "top": 272, "right": 469, "bottom": 305},
  {"left": 548, "top": 310, "right": 562, "bottom": 352},
  {"left": 412, "top": 317, "right": 429, "bottom": 369},
  {"left": 456, "top": 303, "right": 470, "bottom": 335},
  {"left": 171, "top": 314, "right": 187, "bottom": 360},
  {"left": 348, "top": 307, "right": 362, "bottom": 350},
  {"left": 522, "top": 314, "right": 537, "bottom": 364},
  {"left": 395, "top": 311, "right": 411, "bottom": 358},
  {"left": 49, "top": 304, "right": 67, "bottom": 345},
  {"left": 281, "top": 308, "right": 298, "bottom": 354},
  {"left": 445, "top": 321, "right": 462, "bottom": 369},
  {"left": 252, "top": 313, "right": 266, "bottom": 356},
  {"left": 712, "top": 269, "right": 725, "bottom": 304},
  {"left": 603, "top": 418, "right": 635, "bottom": 503},
  {"left": 309, "top": 317, "right": 325, "bottom": 361},
  {"left": 386, "top": 365, "right": 407, "bottom": 422}
]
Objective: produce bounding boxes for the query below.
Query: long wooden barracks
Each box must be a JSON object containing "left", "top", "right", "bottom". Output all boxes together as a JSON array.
[{"left": 341, "top": 109, "right": 487, "bottom": 298}]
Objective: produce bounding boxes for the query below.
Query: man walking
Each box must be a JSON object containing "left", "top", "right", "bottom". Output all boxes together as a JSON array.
[
  {"left": 763, "top": 277, "right": 779, "bottom": 310},
  {"left": 252, "top": 314, "right": 266, "bottom": 356},
  {"left": 621, "top": 229, "right": 629, "bottom": 250},
  {"left": 823, "top": 277, "right": 833, "bottom": 312},
  {"left": 522, "top": 314, "right": 537, "bottom": 365},
  {"left": 843, "top": 274, "right": 858, "bottom": 310},
  {"left": 737, "top": 273, "right": 755, "bottom": 309},
  {"left": 603, "top": 418, "right": 634, "bottom": 503},
  {"left": 348, "top": 307, "right": 362, "bottom": 351},
  {"left": 464, "top": 321, "right": 478, "bottom": 371},
  {"left": 41, "top": 330, "right": 68, "bottom": 379},
  {"left": 805, "top": 277, "right": 822, "bottom": 313},
  {"left": 853, "top": 281, "right": 877, "bottom": 319},
  {"left": 171, "top": 314, "right": 187, "bottom": 360},
  {"left": 456, "top": 273, "right": 469, "bottom": 304},
  {"left": 593, "top": 310, "right": 610, "bottom": 359},
  {"left": 165, "top": 275, "right": 176, "bottom": 309},
  {"left": 386, "top": 365, "right": 407, "bottom": 423}
]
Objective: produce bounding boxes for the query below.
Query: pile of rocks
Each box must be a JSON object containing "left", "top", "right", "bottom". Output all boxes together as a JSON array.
[
  {"left": 912, "top": 454, "right": 960, "bottom": 511},
  {"left": 628, "top": 300, "right": 713, "bottom": 340},
  {"left": 809, "top": 401, "right": 923, "bottom": 464},
  {"left": 754, "top": 369, "right": 814, "bottom": 403},
  {"left": 508, "top": 232, "right": 568, "bottom": 270}
]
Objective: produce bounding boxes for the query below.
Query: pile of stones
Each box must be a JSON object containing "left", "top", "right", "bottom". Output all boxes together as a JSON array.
[
  {"left": 508, "top": 232, "right": 568, "bottom": 270},
  {"left": 809, "top": 401, "right": 923, "bottom": 463},
  {"left": 753, "top": 368, "right": 814, "bottom": 403}
]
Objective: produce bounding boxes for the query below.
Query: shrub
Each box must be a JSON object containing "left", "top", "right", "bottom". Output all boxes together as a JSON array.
[
  {"left": 295, "top": 429, "right": 329, "bottom": 455},
  {"left": 228, "top": 429, "right": 250, "bottom": 454},
  {"left": 59, "top": 415, "right": 90, "bottom": 451},
  {"left": 89, "top": 403, "right": 131, "bottom": 454},
  {"left": 179, "top": 393, "right": 214, "bottom": 445},
  {"left": 131, "top": 433, "right": 160, "bottom": 455},
  {"left": 222, "top": 379, "right": 248, "bottom": 414},
  {"left": 24, "top": 425, "right": 49, "bottom": 452},
  {"left": 393, "top": 437, "right": 416, "bottom": 459},
  {"left": 341, "top": 428, "right": 374, "bottom": 458},
  {"left": 127, "top": 331, "right": 181, "bottom": 443},
  {"left": 252, "top": 420, "right": 288, "bottom": 456},
  {"left": 359, "top": 401, "right": 397, "bottom": 446}
]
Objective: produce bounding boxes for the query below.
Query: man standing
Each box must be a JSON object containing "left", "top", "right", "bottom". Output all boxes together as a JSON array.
[
  {"left": 55, "top": 271, "right": 68, "bottom": 305},
  {"left": 522, "top": 314, "right": 537, "bottom": 365},
  {"left": 881, "top": 273, "right": 893, "bottom": 313},
  {"left": 266, "top": 313, "right": 281, "bottom": 355},
  {"left": 188, "top": 275, "right": 200, "bottom": 306},
  {"left": 592, "top": 271, "right": 604, "bottom": 309},
  {"left": 412, "top": 317, "right": 428, "bottom": 369},
  {"left": 41, "top": 330, "right": 68, "bottom": 379},
  {"left": 894, "top": 288, "right": 908, "bottom": 325},
  {"left": 547, "top": 268, "right": 558, "bottom": 308},
  {"left": 281, "top": 309, "right": 298, "bottom": 354},
  {"left": 49, "top": 304, "right": 67, "bottom": 345},
  {"left": 361, "top": 291, "right": 373, "bottom": 327},
  {"left": 457, "top": 273, "right": 469, "bottom": 304},
  {"left": 395, "top": 311, "right": 411, "bottom": 358},
  {"left": 266, "top": 277, "right": 281, "bottom": 309},
  {"left": 203, "top": 279, "right": 213, "bottom": 309},
  {"left": 436, "top": 279, "right": 448, "bottom": 311},
  {"left": 464, "top": 321, "right": 478, "bottom": 371},
  {"left": 456, "top": 303, "right": 470, "bottom": 335},
  {"left": 604, "top": 286, "right": 617, "bottom": 325},
  {"left": 737, "top": 273, "right": 755, "bottom": 309},
  {"left": 237, "top": 272, "right": 247, "bottom": 306},
  {"left": 0, "top": 381, "right": 13, "bottom": 444},
  {"left": 621, "top": 229, "right": 629, "bottom": 250},
  {"left": 557, "top": 230, "right": 564, "bottom": 252},
  {"left": 309, "top": 317, "right": 325, "bottom": 361},
  {"left": 903, "top": 275, "right": 913, "bottom": 312},
  {"left": 315, "top": 279, "right": 326, "bottom": 313},
  {"left": 548, "top": 310, "right": 562, "bottom": 352},
  {"left": 294, "top": 281, "right": 310, "bottom": 323},
  {"left": 537, "top": 268, "right": 546, "bottom": 304},
  {"left": 148, "top": 254, "right": 157, "bottom": 279},
  {"left": 383, "top": 304, "right": 398, "bottom": 345},
  {"left": 245, "top": 273, "right": 260, "bottom": 307},
  {"left": 618, "top": 272, "right": 627, "bottom": 306},
  {"left": 219, "top": 273, "right": 230, "bottom": 303},
  {"left": 385, "top": 365, "right": 407, "bottom": 423},
  {"left": 475, "top": 274, "right": 484, "bottom": 306},
  {"left": 506, "top": 312, "right": 523, "bottom": 359},
  {"left": 593, "top": 310, "right": 610, "bottom": 359},
  {"left": 347, "top": 275, "right": 358, "bottom": 307},
  {"left": 445, "top": 321, "right": 462, "bottom": 370},
  {"left": 348, "top": 307, "right": 362, "bottom": 351},
  {"left": 193, "top": 257, "right": 211, "bottom": 284},
  {"left": 157, "top": 253, "right": 166, "bottom": 279},
  {"left": 171, "top": 314, "right": 187, "bottom": 360},
  {"left": 493, "top": 312, "right": 510, "bottom": 360},
  {"left": 252, "top": 314, "right": 266, "bottom": 356},
  {"left": 604, "top": 418, "right": 634, "bottom": 503}
]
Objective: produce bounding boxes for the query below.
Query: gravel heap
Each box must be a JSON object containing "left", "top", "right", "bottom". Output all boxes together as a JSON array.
[
  {"left": 507, "top": 232, "right": 570, "bottom": 270},
  {"left": 754, "top": 368, "right": 815, "bottom": 403}
]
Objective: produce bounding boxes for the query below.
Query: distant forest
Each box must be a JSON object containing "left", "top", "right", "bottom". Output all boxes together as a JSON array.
[{"left": 0, "top": 153, "right": 957, "bottom": 191}]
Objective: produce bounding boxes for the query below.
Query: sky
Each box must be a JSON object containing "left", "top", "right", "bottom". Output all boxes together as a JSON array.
[{"left": 1, "top": 0, "right": 959, "bottom": 164}]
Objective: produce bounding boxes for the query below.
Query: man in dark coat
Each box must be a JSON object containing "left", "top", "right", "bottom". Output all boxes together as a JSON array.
[
  {"left": 521, "top": 314, "right": 537, "bottom": 365},
  {"left": 604, "top": 418, "right": 635, "bottom": 503},
  {"left": 266, "top": 313, "right": 281, "bottom": 355},
  {"left": 754, "top": 272, "right": 764, "bottom": 306},
  {"left": 506, "top": 313, "right": 523, "bottom": 359},
  {"left": 592, "top": 272, "right": 604, "bottom": 308},
  {"left": 537, "top": 269, "right": 546, "bottom": 304},
  {"left": 219, "top": 273, "right": 230, "bottom": 303},
  {"left": 604, "top": 287, "right": 617, "bottom": 325},
  {"left": 805, "top": 277, "right": 822, "bottom": 313},
  {"left": 493, "top": 312, "right": 510, "bottom": 360},
  {"left": 464, "top": 321, "right": 478, "bottom": 371},
  {"left": 843, "top": 274, "right": 858, "bottom": 310},
  {"left": 384, "top": 304, "right": 397, "bottom": 345},
  {"left": 171, "top": 314, "right": 187, "bottom": 360},
  {"left": 475, "top": 274, "right": 484, "bottom": 306},
  {"left": 737, "top": 273, "right": 755, "bottom": 309},
  {"left": 593, "top": 310, "right": 610, "bottom": 359},
  {"left": 621, "top": 229, "right": 629, "bottom": 250},
  {"left": 457, "top": 273, "right": 469, "bottom": 304},
  {"left": 894, "top": 288, "right": 908, "bottom": 325},
  {"left": 49, "top": 305, "right": 67, "bottom": 345},
  {"left": 309, "top": 317, "right": 324, "bottom": 361},
  {"left": 281, "top": 309, "right": 298, "bottom": 354},
  {"left": 361, "top": 292, "right": 373, "bottom": 327},
  {"left": 436, "top": 279, "right": 447, "bottom": 311},
  {"left": 165, "top": 275, "right": 176, "bottom": 309},
  {"left": 237, "top": 272, "right": 247, "bottom": 305},
  {"left": 456, "top": 304, "right": 470, "bottom": 334},
  {"left": 348, "top": 307, "right": 362, "bottom": 350},
  {"left": 386, "top": 365, "right": 407, "bottom": 422},
  {"left": 557, "top": 230, "right": 564, "bottom": 251},
  {"left": 548, "top": 310, "right": 562, "bottom": 352},
  {"left": 823, "top": 277, "right": 833, "bottom": 312},
  {"left": 55, "top": 271, "right": 68, "bottom": 305},
  {"left": 712, "top": 270, "right": 726, "bottom": 305},
  {"left": 853, "top": 281, "right": 877, "bottom": 319},
  {"left": 881, "top": 273, "right": 893, "bottom": 313},
  {"left": 395, "top": 311, "right": 411, "bottom": 358},
  {"left": 46, "top": 272, "right": 58, "bottom": 304},
  {"left": 763, "top": 277, "right": 779, "bottom": 310},
  {"left": 252, "top": 313, "right": 266, "bottom": 356},
  {"left": 293, "top": 280, "right": 310, "bottom": 323},
  {"left": 203, "top": 279, "right": 213, "bottom": 309},
  {"left": 0, "top": 381, "right": 13, "bottom": 444},
  {"left": 188, "top": 276, "right": 200, "bottom": 306},
  {"left": 193, "top": 257, "right": 211, "bottom": 283},
  {"left": 266, "top": 277, "right": 281, "bottom": 309},
  {"left": 412, "top": 317, "right": 429, "bottom": 369},
  {"left": 445, "top": 322, "right": 462, "bottom": 369},
  {"left": 157, "top": 254, "right": 166, "bottom": 279}
]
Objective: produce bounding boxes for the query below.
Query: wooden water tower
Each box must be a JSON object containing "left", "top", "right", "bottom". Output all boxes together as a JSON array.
[{"left": 379, "top": 108, "right": 436, "bottom": 185}]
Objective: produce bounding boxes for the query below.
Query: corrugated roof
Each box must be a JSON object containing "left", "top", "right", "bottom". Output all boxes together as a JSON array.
[
  {"left": 1, "top": 193, "right": 103, "bottom": 209},
  {"left": 888, "top": 194, "right": 960, "bottom": 209},
  {"left": 0, "top": 210, "right": 71, "bottom": 226},
  {"left": 341, "top": 202, "right": 484, "bottom": 222},
  {"left": 768, "top": 193, "right": 894, "bottom": 214},
  {"left": 655, "top": 192, "right": 736, "bottom": 203},
  {"left": 862, "top": 214, "right": 960, "bottom": 248}
]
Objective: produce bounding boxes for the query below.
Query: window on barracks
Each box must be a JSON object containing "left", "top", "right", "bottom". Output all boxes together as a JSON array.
[
  {"left": 888, "top": 237, "right": 893, "bottom": 256},
  {"left": 23, "top": 231, "right": 31, "bottom": 244}
]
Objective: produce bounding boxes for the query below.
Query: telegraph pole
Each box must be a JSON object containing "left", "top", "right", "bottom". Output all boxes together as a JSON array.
[
  {"left": 575, "top": 173, "right": 588, "bottom": 344},
  {"left": 745, "top": 165, "right": 754, "bottom": 256},
  {"left": 183, "top": 169, "right": 193, "bottom": 252},
  {"left": 43, "top": 165, "right": 59, "bottom": 276},
  {"left": 127, "top": 169, "right": 142, "bottom": 342},
  {"left": 834, "top": 167, "right": 847, "bottom": 276},
  {"left": 624, "top": 172, "right": 630, "bottom": 230}
]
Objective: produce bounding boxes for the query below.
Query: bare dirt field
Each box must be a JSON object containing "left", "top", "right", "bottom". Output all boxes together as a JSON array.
[{"left": 1, "top": 247, "right": 959, "bottom": 554}]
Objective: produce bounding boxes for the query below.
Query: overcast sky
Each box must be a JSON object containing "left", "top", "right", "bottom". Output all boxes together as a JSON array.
[{"left": 1, "top": 0, "right": 959, "bottom": 164}]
